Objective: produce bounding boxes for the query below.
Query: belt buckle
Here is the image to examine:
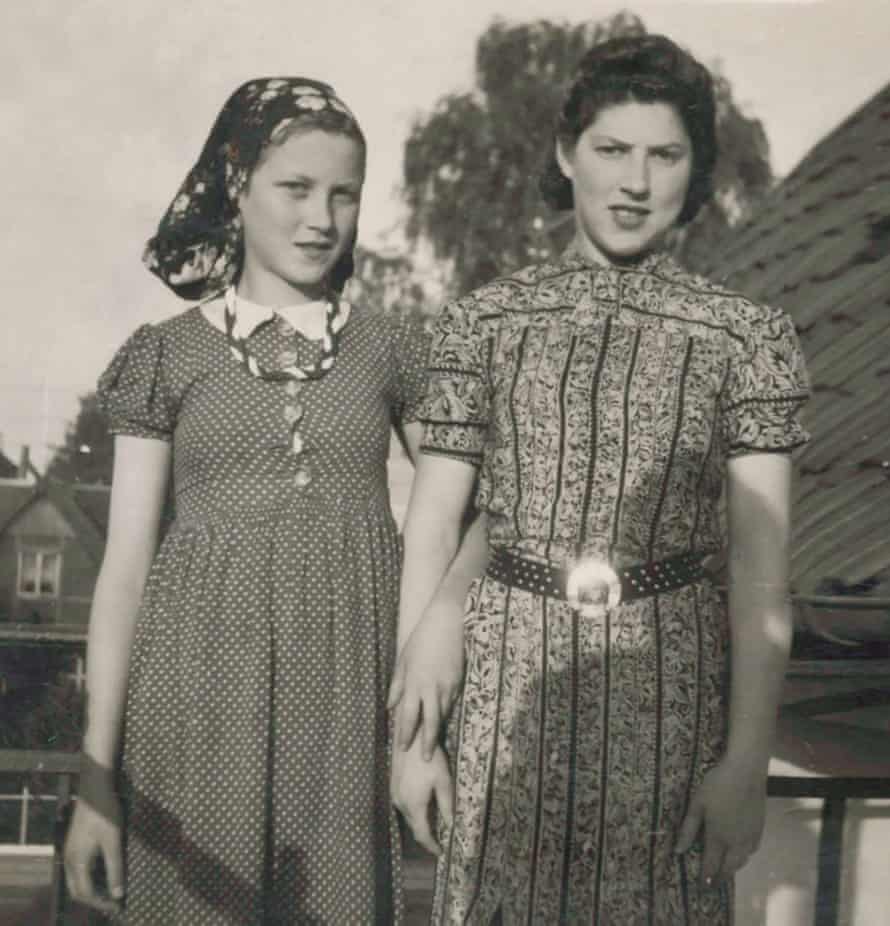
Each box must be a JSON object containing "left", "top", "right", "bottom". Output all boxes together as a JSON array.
[{"left": 566, "top": 557, "right": 622, "bottom": 617}]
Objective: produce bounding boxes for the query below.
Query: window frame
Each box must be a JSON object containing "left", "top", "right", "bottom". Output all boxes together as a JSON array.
[{"left": 16, "top": 548, "right": 63, "bottom": 600}]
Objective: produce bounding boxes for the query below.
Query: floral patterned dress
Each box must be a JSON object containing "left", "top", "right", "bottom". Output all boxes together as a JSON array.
[
  {"left": 97, "top": 299, "right": 429, "bottom": 924},
  {"left": 418, "top": 248, "right": 809, "bottom": 925}
]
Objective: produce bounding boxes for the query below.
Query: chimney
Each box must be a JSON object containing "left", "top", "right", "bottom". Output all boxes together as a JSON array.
[{"left": 18, "top": 445, "right": 31, "bottom": 479}]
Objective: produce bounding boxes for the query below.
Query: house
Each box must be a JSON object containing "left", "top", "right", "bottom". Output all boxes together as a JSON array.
[
  {"left": 0, "top": 478, "right": 109, "bottom": 633},
  {"left": 0, "top": 477, "right": 108, "bottom": 849}
]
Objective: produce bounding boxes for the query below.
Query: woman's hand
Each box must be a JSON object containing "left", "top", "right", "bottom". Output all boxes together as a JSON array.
[
  {"left": 64, "top": 761, "right": 125, "bottom": 914},
  {"left": 675, "top": 757, "right": 767, "bottom": 887},
  {"left": 391, "top": 737, "right": 454, "bottom": 856},
  {"left": 388, "top": 599, "right": 466, "bottom": 758}
]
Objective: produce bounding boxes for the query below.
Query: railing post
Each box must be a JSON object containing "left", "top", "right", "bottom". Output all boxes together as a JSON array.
[
  {"left": 814, "top": 795, "right": 845, "bottom": 926},
  {"left": 50, "top": 773, "right": 72, "bottom": 926},
  {"left": 19, "top": 782, "right": 30, "bottom": 845}
]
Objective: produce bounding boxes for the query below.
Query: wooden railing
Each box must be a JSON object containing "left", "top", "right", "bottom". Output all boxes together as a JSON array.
[
  {"left": 3, "top": 750, "right": 890, "bottom": 926},
  {"left": 0, "top": 750, "right": 79, "bottom": 926},
  {"left": 767, "top": 775, "right": 890, "bottom": 926},
  {"left": 3, "top": 589, "right": 890, "bottom": 926}
]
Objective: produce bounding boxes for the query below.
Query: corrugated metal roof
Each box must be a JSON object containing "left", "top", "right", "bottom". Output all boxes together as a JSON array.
[{"left": 703, "top": 83, "right": 890, "bottom": 596}]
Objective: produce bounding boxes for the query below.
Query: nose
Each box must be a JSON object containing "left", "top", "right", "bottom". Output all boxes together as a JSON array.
[
  {"left": 620, "top": 152, "right": 651, "bottom": 199},
  {"left": 304, "top": 190, "right": 334, "bottom": 232}
]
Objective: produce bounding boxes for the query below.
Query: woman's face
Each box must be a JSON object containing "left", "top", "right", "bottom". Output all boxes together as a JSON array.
[
  {"left": 238, "top": 128, "right": 364, "bottom": 303},
  {"left": 556, "top": 100, "right": 693, "bottom": 265}
]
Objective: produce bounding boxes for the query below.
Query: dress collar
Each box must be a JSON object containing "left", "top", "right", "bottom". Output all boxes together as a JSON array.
[
  {"left": 557, "top": 242, "right": 669, "bottom": 276},
  {"left": 230, "top": 290, "right": 333, "bottom": 340},
  {"left": 200, "top": 289, "right": 350, "bottom": 340}
]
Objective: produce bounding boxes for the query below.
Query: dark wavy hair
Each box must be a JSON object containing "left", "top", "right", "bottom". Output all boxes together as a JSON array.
[{"left": 539, "top": 34, "right": 717, "bottom": 225}]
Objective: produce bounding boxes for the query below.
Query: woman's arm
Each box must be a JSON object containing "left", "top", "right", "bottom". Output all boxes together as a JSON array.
[
  {"left": 390, "top": 452, "right": 480, "bottom": 854},
  {"left": 397, "top": 452, "right": 479, "bottom": 650},
  {"left": 394, "top": 420, "right": 423, "bottom": 466},
  {"left": 390, "top": 507, "right": 488, "bottom": 754},
  {"left": 676, "top": 451, "right": 794, "bottom": 885},
  {"left": 64, "top": 435, "right": 170, "bottom": 910},
  {"left": 723, "top": 452, "right": 794, "bottom": 770},
  {"left": 82, "top": 436, "right": 172, "bottom": 766},
  {"left": 390, "top": 423, "right": 489, "bottom": 749}
]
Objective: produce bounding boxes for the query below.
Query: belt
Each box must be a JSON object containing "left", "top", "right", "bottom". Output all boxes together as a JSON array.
[{"left": 486, "top": 547, "right": 708, "bottom": 617}]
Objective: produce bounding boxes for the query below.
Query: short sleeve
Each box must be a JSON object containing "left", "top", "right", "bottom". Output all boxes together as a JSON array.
[
  {"left": 417, "top": 295, "right": 495, "bottom": 466},
  {"left": 720, "top": 306, "right": 811, "bottom": 455},
  {"left": 97, "top": 324, "right": 177, "bottom": 441},
  {"left": 390, "top": 314, "right": 432, "bottom": 425}
]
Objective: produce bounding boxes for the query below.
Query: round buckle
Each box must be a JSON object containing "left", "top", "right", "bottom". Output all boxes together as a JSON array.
[{"left": 566, "top": 558, "right": 622, "bottom": 617}]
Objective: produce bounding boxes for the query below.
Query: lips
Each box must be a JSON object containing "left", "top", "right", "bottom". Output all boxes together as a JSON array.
[
  {"left": 609, "top": 205, "right": 650, "bottom": 230},
  {"left": 294, "top": 242, "right": 334, "bottom": 260},
  {"left": 295, "top": 241, "right": 333, "bottom": 250}
]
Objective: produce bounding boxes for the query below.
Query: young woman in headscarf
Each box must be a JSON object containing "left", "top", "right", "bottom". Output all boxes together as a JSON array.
[
  {"left": 62, "top": 77, "right": 480, "bottom": 924},
  {"left": 389, "top": 35, "right": 810, "bottom": 924}
]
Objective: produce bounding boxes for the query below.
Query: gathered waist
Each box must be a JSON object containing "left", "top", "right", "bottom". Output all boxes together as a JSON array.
[{"left": 170, "top": 488, "right": 395, "bottom": 533}]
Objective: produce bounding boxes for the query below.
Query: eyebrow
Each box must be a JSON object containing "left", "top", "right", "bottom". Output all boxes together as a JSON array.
[
  {"left": 275, "top": 174, "right": 360, "bottom": 187},
  {"left": 590, "top": 135, "right": 687, "bottom": 150},
  {"left": 589, "top": 135, "right": 631, "bottom": 146}
]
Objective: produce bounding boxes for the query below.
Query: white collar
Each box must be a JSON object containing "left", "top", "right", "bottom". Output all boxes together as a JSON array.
[{"left": 200, "top": 290, "right": 351, "bottom": 340}]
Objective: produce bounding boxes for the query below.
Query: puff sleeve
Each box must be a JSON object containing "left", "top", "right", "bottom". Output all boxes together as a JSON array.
[
  {"left": 97, "top": 323, "right": 178, "bottom": 441},
  {"left": 390, "top": 314, "right": 432, "bottom": 426},
  {"left": 720, "top": 306, "right": 811, "bottom": 455},
  {"left": 417, "top": 295, "right": 495, "bottom": 466}
]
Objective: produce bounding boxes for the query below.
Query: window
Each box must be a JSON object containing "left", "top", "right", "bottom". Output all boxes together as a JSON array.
[{"left": 17, "top": 550, "right": 62, "bottom": 599}]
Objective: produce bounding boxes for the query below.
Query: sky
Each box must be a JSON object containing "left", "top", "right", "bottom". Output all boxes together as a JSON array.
[{"left": 2, "top": 0, "right": 889, "bottom": 470}]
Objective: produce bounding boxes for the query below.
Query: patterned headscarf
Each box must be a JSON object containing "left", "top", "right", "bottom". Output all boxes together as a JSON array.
[{"left": 144, "top": 77, "right": 364, "bottom": 300}]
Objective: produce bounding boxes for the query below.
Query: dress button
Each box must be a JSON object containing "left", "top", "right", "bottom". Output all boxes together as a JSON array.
[
  {"left": 276, "top": 315, "right": 294, "bottom": 336},
  {"left": 284, "top": 380, "right": 303, "bottom": 397},
  {"left": 278, "top": 349, "right": 298, "bottom": 368},
  {"left": 283, "top": 403, "right": 304, "bottom": 425},
  {"left": 290, "top": 431, "right": 305, "bottom": 455},
  {"left": 294, "top": 466, "right": 312, "bottom": 489}
]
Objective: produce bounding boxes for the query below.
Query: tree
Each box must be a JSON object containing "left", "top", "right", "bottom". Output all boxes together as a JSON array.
[
  {"left": 671, "top": 67, "right": 773, "bottom": 269},
  {"left": 349, "top": 246, "right": 432, "bottom": 323},
  {"left": 46, "top": 392, "right": 114, "bottom": 484},
  {"left": 0, "top": 646, "right": 84, "bottom": 752},
  {"left": 402, "top": 12, "right": 773, "bottom": 294}
]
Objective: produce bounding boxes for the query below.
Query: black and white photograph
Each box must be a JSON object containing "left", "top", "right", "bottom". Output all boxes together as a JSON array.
[{"left": 1, "top": 1, "right": 889, "bottom": 923}]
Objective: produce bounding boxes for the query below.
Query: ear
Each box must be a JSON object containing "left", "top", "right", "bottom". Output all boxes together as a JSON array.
[{"left": 555, "top": 138, "right": 575, "bottom": 182}]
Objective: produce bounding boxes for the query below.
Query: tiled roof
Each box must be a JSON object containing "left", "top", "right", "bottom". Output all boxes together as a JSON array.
[
  {"left": 0, "top": 479, "right": 111, "bottom": 564},
  {"left": 0, "top": 481, "right": 36, "bottom": 533},
  {"left": 702, "top": 83, "right": 890, "bottom": 596},
  {"left": 69, "top": 484, "right": 111, "bottom": 538}
]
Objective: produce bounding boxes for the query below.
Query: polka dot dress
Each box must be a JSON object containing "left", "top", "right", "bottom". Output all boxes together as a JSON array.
[{"left": 97, "top": 300, "right": 430, "bottom": 924}]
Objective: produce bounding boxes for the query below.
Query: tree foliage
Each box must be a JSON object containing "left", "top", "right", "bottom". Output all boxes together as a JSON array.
[
  {"left": 46, "top": 392, "right": 114, "bottom": 485},
  {"left": 402, "top": 12, "right": 773, "bottom": 294},
  {"left": 350, "top": 246, "right": 431, "bottom": 322},
  {"left": 0, "top": 646, "right": 83, "bottom": 752}
]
